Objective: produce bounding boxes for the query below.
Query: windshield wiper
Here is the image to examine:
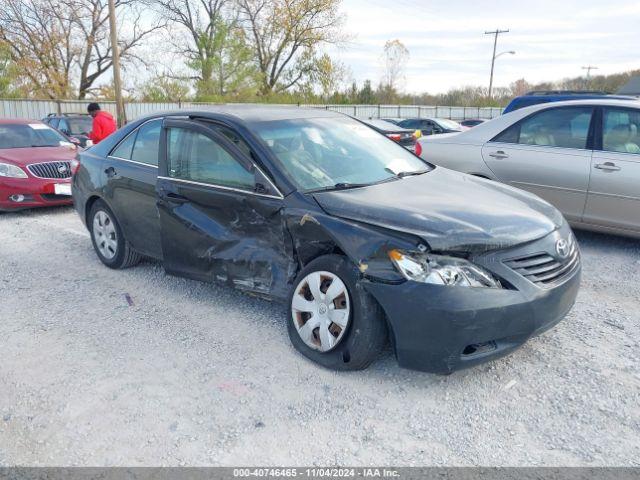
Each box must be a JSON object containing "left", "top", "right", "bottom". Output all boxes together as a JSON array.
[
  {"left": 384, "top": 168, "right": 430, "bottom": 178},
  {"left": 307, "top": 182, "right": 371, "bottom": 193}
]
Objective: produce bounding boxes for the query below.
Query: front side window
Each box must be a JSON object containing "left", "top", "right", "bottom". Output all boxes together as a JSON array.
[
  {"left": 131, "top": 120, "right": 162, "bottom": 166},
  {"left": 253, "top": 116, "right": 429, "bottom": 192},
  {"left": 603, "top": 108, "right": 640, "bottom": 154},
  {"left": 166, "top": 127, "right": 255, "bottom": 191},
  {"left": 0, "top": 123, "right": 70, "bottom": 149},
  {"left": 493, "top": 107, "right": 593, "bottom": 149},
  {"left": 67, "top": 117, "right": 93, "bottom": 135}
]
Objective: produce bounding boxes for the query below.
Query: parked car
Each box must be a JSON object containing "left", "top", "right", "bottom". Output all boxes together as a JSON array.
[
  {"left": 460, "top": 118, "right": 489, "bottom": 128},
  {"left": 397, "top": 117, "right": 466, "bottom": 135},
  {"left": 0, "top": 119, "right": 76, "bottom": 211},
  {"left": 503, "top": 90, "right": 635, "bottom": 114},
  {"left": 359, "top": 118, "right": 417, "bottom": 150},
  {"left": 73, "top": 107, "right": 580, "bottom": 374},
  {"left": 416, "top": 99, "right": 640, "bottom": 238},
  {"left": 42, "top": 113, "right": 94, "bottom": 147},
  {"left": 379, "top": 117, "right": 404, "bottom": 126}
]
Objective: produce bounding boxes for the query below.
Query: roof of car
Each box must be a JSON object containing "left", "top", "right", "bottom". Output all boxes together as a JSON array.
[
  {"left": 0, "top": 118, "right": 44, "bottom": 125},
  {"left": 513, "top": 97, "right": 640, "bottom": 111},
  {"left": 158, "top": 105, "right": 343, "bottom": 122}
]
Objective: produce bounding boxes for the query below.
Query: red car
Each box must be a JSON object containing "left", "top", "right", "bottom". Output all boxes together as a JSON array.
[{"left": 0, "top": 119, "right": 78, "bottom": 211}]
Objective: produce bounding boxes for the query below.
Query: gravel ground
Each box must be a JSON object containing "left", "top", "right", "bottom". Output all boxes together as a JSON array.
[{"left": 0, "top": 206, "right": 639, "bottom": 466}]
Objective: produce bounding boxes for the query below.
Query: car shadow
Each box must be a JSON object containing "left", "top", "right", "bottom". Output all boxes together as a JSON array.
[{"left": 0, "top": 204, "right": 75, "bottom": 219}]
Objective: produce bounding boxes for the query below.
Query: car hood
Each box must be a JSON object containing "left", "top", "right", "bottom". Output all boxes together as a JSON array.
[
  {"left": 0, "top": 146, "right": 77, "bottom": 166},
  {"left": 312, "top": 167, "right": 563, "bottom": 252}
]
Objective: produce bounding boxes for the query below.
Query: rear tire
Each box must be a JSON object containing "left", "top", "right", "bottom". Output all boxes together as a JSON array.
[
  {"left": 287, "top": 254, "right": 387, "bottom": 371},
  {"left": 89, "top": 200, "right": 142, "bottom": 269}
]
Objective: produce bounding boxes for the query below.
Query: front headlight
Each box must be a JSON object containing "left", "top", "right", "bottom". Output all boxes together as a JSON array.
[
  {"left": 0, "top": 162, "right": 28, "bottom": 178},
  {"left": 388, "top": 249, "right": 502, "bottom": 288}
]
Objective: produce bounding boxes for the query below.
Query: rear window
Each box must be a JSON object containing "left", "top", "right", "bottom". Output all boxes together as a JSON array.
[{"left": 0, "top": 123, "right": 69, "bottom": 149}]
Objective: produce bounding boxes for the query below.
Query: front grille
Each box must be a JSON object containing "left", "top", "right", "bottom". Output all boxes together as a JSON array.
[
  {"left": 504, "top": 236, "right": 579, "bottom": 287},
  {"left": 27, "top": 161, "right": 72, "bottom": 179}
]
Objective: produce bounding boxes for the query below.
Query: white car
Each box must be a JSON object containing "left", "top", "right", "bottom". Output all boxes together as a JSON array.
[{"left": 415, "top": 99, "right": 640, "bottom": 238}]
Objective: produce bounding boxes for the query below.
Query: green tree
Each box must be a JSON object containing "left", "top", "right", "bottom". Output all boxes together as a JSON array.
[{"left": 139, "top": 75, "right": 191, "bottom": 101}]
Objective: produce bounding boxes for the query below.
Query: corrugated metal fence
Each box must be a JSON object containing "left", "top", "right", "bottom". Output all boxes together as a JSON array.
[{"left": 0, "top": 99, "right": 503, "bottom": 122}]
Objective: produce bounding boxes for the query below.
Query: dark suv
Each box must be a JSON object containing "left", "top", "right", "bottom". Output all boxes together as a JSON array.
[
  {"left": 42, "top": 113, "right": 94, "bottom": 147},
  {"left": 71, "top": 106, "right": 580, "bottom": 374}
]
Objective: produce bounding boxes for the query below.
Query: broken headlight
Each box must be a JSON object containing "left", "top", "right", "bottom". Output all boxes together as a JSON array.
[{"left": 388, "top": 249, "right": 502, "bottom": 288}]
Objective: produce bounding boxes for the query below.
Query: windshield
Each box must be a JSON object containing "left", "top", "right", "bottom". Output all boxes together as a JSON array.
[
  {"left": 254, "top": 117, "right": 429, "bottom": 192},
  {"left": 0, "top": 123, "right": 70, "bottom": 149},
  {"left": 436, "top": 119, "right": 463, "bottom": 130},
  {"left": 67, "top": 117, "right": 93, "bottom": 135}
]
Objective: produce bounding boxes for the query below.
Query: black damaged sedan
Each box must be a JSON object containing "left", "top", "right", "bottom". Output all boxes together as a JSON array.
[{"left": 72, "top": 106, "right": 580, "bottom": 374}]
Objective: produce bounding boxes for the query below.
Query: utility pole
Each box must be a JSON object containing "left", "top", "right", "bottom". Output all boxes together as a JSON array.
[
  {"left": 108, "top": 0, "right": 126, "bottom": 127},
  {"left": 582, "top": 65, "right": 599, "bottom": 78},
  {"left": 485, "top": 29, "right": 509, "bottom": 99}
]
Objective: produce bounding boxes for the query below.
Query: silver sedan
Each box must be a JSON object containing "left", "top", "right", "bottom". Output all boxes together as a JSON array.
[{"left": 416, "top": 99, "right": 640, "bottom": 238}]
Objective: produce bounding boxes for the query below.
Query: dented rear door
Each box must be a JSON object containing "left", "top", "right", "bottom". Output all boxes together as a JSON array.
[{"left": 156, "top": 118, "right": 291, "bottom": 297}]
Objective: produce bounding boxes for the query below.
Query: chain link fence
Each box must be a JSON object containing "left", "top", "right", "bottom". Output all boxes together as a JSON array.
[{"left": 0, "top": 99, "right": 503, "bottom": 122}]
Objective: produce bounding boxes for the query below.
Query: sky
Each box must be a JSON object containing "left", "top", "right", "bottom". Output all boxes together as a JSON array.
[{"left": 328, "top": 0, "right": 640, "bottom": 94}]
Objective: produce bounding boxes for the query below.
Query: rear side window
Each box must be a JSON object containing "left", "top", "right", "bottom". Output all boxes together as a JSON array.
[
  {"left": 131, "top": 120, "right": 161, "bottom": 166},
  {"left": 603, "top": 108, "right": 640, "bottom": 154},
  {"left": 166, "top": 127, "right": 254, "bottom": 191},
  {"left": 111, "top": 131, "right": 136, "bottom": 159},
  {"left": 492, "top": 107, "right": 593, "bottom": 149}
]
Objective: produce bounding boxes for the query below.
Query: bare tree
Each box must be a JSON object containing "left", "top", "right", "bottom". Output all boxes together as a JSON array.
[
  {"left": 380, "top": 39, "right": 409, "bottom": 93},
  {"left": 238, "top": 0, "right": 344, "bottom": 95},
  {"left": 0, "top": 0, "right": 75, "bottom": 98},
  {"left": 0, "top": 0, "right": 160, "bottom": 99},
  {"left": 70, "top": 0, "right": 163, "bottom": 99}
]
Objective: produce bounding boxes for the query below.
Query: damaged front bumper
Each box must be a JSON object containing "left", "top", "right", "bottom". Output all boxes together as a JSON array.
[{"left": 363, "top": 229, "right": 581, "bottom": 374}]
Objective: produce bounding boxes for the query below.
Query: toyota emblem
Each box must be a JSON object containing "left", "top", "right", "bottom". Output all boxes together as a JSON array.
[{"left": 556, "top": 238, "right": 570, "bottom": 259}]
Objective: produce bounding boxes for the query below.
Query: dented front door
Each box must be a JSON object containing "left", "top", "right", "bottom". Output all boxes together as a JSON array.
[{"left": 156, "top": 118, "right": 291, "bottom": 298}]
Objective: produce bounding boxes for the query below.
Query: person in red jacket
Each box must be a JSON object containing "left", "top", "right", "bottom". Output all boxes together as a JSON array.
[{"left": 87, "top": 103, "right": 117, "bottom": 144}]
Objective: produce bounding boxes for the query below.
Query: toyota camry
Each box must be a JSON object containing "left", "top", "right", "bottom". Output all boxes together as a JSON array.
[{"left": 72, "top": 106, "right": 581, "bottom": 374}]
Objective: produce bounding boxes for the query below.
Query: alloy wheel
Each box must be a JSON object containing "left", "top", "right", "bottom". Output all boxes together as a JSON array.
[
  {"left": 291, "top": 270, "right": 351, "bottom": 352},
  {"left": 92, "top": 210, "right": 118, "bottom": 260}
]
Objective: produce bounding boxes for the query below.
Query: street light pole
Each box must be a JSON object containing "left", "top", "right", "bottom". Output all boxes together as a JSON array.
[
  {"left": 108, "top": 0, "right": 126, "bottom": 127},
  {"left": 485, "top": 29, "right": 509, "bottom": 99}
]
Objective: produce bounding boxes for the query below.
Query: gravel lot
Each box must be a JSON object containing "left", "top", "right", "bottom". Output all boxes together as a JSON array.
[{"left": 0, "top": 206, "right": 639, "bottom": 466}]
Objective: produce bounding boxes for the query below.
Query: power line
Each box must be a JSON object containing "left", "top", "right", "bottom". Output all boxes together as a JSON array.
[
  {"left": 582, "top": 65, "right": 599, "bottom": 78},
  {"left": 484, "top": 29, "right": 509, "bottom": 99}
]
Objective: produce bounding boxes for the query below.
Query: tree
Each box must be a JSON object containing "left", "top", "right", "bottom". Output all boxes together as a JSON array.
[
  {"left": 380, "top": 39, "right": 409, "bottom": 93},
  {"left": 238, "top": 0, "right": 344, "bottom": 95},
  {"left": 311, "top": 53, "right": 347, "bottom": 99},
  {"left": 0, "top": 0, "right": 160, "bottom": 99},
  {"left": 357, "top": 79, "right": 375, "bottom": 104},
  {"left": 0, "top": 41, "right": 25, "bottom": 97},
  {"left": 139, "top": 75, "right": 191, "bottom": 101},
  {"left": 70, "top": 0, "right": 162, "bottom": 99},
  {"left": 0, "top": 0, "right": 76, "bottom": 98},
  {"left": 150, "top": 0, "right": 258, "bottom": 98}
]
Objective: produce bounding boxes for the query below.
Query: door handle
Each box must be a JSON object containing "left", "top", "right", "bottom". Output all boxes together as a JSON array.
[
  {"left": 594, "top": 162, "right": 621, "bottom": 172},
  {"left": 165, "top": 192, "right": 189, "bottom": 204},
  {"left": 104, "top": 166, "right": 117, "bottom": 177},
  {"left": 489, "top": 151, "right": 509, "bottom": 159}
]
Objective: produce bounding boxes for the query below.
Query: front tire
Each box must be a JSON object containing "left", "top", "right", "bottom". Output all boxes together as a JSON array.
[
  {"left": 89, "top": 200, "right": 142, "bottom": 269},
  {"left": 287, "top": 254, "right": 387, "bottom": 370}
]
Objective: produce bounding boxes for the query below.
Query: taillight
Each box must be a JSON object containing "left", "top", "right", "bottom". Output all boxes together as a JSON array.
[
  {"left": 70, "top": 157, "right": 81, "bottom": 175},
  {"left": 386, "top": 133, "right": 402, "bottom": 142},
  {"left": 415, "top": 141, "right": 422, "bottom": 157}
]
